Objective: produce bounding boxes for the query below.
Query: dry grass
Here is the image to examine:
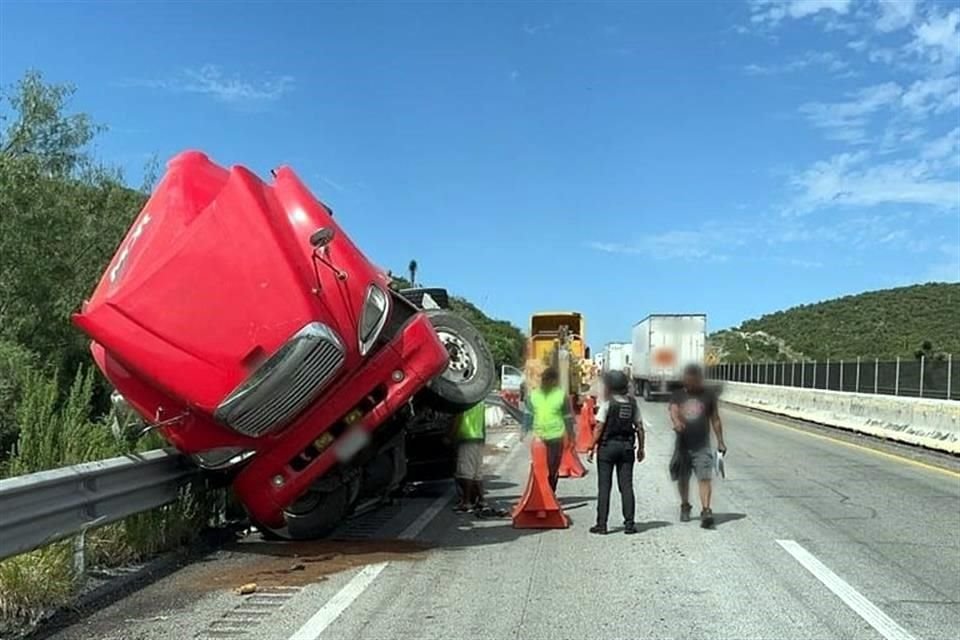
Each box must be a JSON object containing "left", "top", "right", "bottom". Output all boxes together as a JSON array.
[{"left": 0, "top": 543, "right": 75, "bottom": 624}]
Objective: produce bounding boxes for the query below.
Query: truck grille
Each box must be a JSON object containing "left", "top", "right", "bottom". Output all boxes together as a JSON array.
[{"left": 216, "top": 323, "right": 345, "bottom": 438}]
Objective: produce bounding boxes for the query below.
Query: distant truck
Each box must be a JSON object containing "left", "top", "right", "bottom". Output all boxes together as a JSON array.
[
  {"left": 602, "top": 342, "right": 631, "bottom": 374},
  {"left": 526, "top": 311, "right": 588, "bottom": 405},
  {"left": 631, "top": 314, "right": 706, "bottom": 400}
]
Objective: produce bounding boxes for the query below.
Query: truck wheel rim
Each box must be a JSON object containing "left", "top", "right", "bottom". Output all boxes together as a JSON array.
[{"left": 436, "top": 330, "right": 477, "bottom": 384}]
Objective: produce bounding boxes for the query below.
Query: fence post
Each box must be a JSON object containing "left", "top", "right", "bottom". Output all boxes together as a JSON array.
[
  {"left": 855, "top": 356, "right": 860, "bottom": 393},
  {"left": 839, "top": 359, "right": 844, "bottom": 392},
  {"left": 812, "top": 360, "right": 817, "bottom": 388},
  {"left": 874, "top": 358, "right": 879, "bottom": 394},
  {"left": 895, "top": 356, "right": 900, "bottom": 396},
  {"left": 781, "top": 361, "right": 786, "bottom": 387},
  {"left": 919, "top": 355, "right": 925, "bottom": 398},
  {"left": 801, "top": 360, "right": 806, "bottom": 388},
  {"left": 948, "top": 354, "right": 953, "bottom": 400},
  {"left": 791, "top": 361, "right": 796, "bottom": 387}
]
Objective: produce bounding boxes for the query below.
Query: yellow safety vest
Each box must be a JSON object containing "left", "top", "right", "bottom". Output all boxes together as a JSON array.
[
  {"left": 457, "top": 402, "right": 486, "bottom": 442},
  {"left": 530, "top": 387, "right": 567, "bottom": 441}
]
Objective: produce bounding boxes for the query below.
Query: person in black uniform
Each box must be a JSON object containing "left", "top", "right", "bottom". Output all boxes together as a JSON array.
[{"left": 587, "top": 370, "right": 645, "bottom": 535}]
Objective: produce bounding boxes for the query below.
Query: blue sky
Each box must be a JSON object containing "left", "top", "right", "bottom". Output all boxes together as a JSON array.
[{"left": 1, "top": 0, "right": 958, "bottom": 348}]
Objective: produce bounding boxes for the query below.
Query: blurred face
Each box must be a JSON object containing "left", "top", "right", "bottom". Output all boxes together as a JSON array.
[{"left": 684, "top": 371, "right": 703, "bottom": 391}]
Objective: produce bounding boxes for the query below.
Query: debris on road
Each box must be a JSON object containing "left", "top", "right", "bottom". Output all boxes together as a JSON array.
[{"left": 234, "top": 583, "right": 257, "bottom": 595}]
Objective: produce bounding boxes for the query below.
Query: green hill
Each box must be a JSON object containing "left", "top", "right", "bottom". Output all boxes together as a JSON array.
[{"left": 710, "top": 283, "right": 960, "bottom": 362}]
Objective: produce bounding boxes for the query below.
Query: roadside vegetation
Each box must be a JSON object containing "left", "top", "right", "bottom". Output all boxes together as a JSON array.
[
  {"left": 709, "top": 283, "right": 960, "bottom": 362},
  {"left": 0, "top": 70, "right": 525, "bottom": 626}
]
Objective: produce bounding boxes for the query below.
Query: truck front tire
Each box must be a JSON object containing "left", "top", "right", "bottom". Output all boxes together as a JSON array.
[{"left": 422, "top": 309, "right": 495, "bottom": 413}]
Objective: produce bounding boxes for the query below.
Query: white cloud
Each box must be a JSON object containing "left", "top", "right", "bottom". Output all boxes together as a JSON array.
[
  {"left": 750, "top": 0, "right": 853, "bottom": 26},
  {"left": 790, "top": 151, "right": 960, "bottom": 211},
  {"left": 319, "top": 175, "right": 345, "bottom": 192},
  {"left": 788, "top": 0, "right": 852, "bottom": 19},
  {"left": 523, "top": 21, "right": 554, "bottom": 35},
  {"left": 124, "top": 65, "right": 294, "bottom": 104},
  {"left": 911, "top": 8, "right": 960, "bottom": 63},
  {"left": 744, "top": 50, "right": 851, "bottom": 75},
  {"left": 901, "top": 74, "right": 960, "bottom": 115},
  {"left": 922, "top": 127, "right": 960, "bottom": 162},
  {"left": 799, "top": 82, "right": 902, "bottom": 142},
  {"left": 875, "top": 0, "right": 917, "bottom": 33},
  {"left": 588, "top": 229, "right": 745, "bottom": 262},
  {"left": 799, "top": 74, "right": 959, "bottom": 142}
]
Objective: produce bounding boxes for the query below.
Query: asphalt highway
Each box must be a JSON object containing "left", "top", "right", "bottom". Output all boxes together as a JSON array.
[{"left": 45, "top": 402, "right": 960, "bottom": 640}]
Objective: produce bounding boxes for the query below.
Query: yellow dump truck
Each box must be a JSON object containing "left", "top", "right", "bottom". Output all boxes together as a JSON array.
[{"left": 525, "top": 311, "right": 590, "bottom": 403}]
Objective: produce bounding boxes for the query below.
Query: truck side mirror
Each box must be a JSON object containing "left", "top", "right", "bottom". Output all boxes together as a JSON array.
[{"left": 310, "top": 227, "right": 336, "bottom": 248}]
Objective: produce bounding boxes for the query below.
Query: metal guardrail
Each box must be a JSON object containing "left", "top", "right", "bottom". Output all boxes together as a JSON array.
[
  {"left": 1, "top": 395, "right": 520, "bottom": 562},
  {"left": 0, "top": 449, "right": 198, "bottom": 561}
]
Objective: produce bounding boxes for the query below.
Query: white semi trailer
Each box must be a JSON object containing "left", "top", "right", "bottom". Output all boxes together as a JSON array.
[
  {"left": 631, "top": 314, "right": 706, "bottom": 400},
  {"left": 603, "top": 342, "right": 632, "bottom": 374}
]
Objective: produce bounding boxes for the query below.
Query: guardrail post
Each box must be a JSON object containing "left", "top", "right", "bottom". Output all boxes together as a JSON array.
[
  {"left": 73, "top": 532, "right": 86, "bottom": 576},
  {"left": 874, "top": 358, "right": 879, "bottom": 394},
  {"left": 948, "top": 354, "right": 952, "bottom": 400},
  {"left": 895, "top": 356, "right": 900, "bottom": 396},
  {"left": 855, "top": 356, "right": 861, "bottom": 393},
  {"left": 919, "top": 355, "right": 925, "bottom": 398}
]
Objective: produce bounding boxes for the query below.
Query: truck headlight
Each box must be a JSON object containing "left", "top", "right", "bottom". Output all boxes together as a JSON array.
[{"left": 359, "top": 285, "right": 390, "bottom": 356}]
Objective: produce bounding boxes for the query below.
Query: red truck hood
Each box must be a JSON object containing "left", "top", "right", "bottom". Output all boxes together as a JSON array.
[{"left": 74, "top": 152, "right": 376, "bottom": 415}]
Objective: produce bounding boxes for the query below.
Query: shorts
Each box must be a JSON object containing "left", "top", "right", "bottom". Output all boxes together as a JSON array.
[
  {"left": 456, "top": 442, "right": 484, "bottom": 481},
  {"left": 669, "top": 444, "right": 714, "bottom": 482}
]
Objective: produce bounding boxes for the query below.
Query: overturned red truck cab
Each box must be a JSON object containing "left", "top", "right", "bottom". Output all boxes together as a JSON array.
[{"left": 74, "top": 151, "right": 494, "bottom": 537}]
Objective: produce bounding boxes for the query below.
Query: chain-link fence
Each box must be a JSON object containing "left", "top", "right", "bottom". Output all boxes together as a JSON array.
[{"left": 707, "top": 355, "right": 957, "bottom": 401}]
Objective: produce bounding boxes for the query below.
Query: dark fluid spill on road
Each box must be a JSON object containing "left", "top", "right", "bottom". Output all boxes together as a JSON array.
[{"left": 185, "top": 539, "right": 431, "bottom": 591}]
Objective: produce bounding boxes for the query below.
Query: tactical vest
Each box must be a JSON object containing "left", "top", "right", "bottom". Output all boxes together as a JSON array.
[{"left": 602, "top": 397, "right": 636, "bottom": 443}]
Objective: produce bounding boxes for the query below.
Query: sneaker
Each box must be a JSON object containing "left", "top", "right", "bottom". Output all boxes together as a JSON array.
[
  {"left": 701, "top": 508, "right": 715, "bottom": 529},
  {"left": 680, "top": 504, "right": 692, "bottom": 522},
  {"left": 624, "top": 523, "right": 637, "bottom": 535},
  {"left": 589, "top": 524, "right": 608, "bottom": 535}
]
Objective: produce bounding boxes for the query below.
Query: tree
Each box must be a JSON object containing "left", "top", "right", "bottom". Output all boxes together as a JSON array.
[
  {"left": 408, "top": 259, "right": 418, "bottom": 286},
  {"left": 0, "top": 70, "right": 145, "bottom": 374}
]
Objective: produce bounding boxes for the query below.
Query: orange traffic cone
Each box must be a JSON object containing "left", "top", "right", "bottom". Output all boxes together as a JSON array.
[
  {"left": 558, "top": 436, "right": 587, "bottom": 478},
  {"left": 575, "top": 398, "right": 595, "bottom": 453},
  {"left": 512, "top": 439, "right": 569, "bottom": 529}
]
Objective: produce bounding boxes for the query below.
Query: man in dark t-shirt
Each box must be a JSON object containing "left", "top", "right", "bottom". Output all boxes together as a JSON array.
[{"left": 669, "top": 364, "right": 727, "bottom": 528}]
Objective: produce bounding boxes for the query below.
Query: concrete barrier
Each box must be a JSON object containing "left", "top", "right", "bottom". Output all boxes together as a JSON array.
[{"left": 718, "top": 381, "right": 960, "bottom": 455}]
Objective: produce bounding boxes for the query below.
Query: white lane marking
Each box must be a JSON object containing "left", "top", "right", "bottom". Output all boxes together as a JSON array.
[
  {"left": 776, "top": 540, "right": 917, "bottom": 640},
  {"left": 399, "top": 488, "right": 453, "bottom": 540},
  {"left": 288, "top": 429, "right": 522, "bottom": 639},
  {"left": 287, "top": 562, "right": 388, "bottom": 640}
]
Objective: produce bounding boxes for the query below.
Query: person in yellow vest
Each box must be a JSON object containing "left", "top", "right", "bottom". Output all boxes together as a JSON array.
[
  {"left": 450, "top": 401, "right": 487, "bottom": 512},
  {"left": 523, "top": 368, "right": 574, "bottom": 492}
]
